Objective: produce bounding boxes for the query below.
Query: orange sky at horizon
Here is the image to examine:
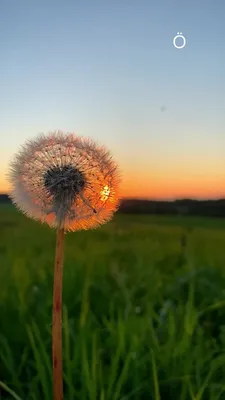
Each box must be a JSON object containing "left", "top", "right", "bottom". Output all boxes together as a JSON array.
[
  {"left": 1, "top": 140, "right": 224, "bottom": 200},
  {"left": 1, "top": 170, "right": 224, "bottom": 200}
]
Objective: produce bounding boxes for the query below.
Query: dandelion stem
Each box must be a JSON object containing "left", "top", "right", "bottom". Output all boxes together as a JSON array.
[{"left": 52, "top": 226, "right": 65, "bottom": 400}]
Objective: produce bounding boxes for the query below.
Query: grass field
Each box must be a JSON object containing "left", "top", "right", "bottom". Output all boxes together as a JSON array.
[{"left": 1, "top": 205, "right": 225, "bottom": 400}]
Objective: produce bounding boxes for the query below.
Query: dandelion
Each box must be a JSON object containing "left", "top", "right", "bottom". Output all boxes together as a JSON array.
[{"left": 8, "top": 130, "right": 120, "bottom": 400}]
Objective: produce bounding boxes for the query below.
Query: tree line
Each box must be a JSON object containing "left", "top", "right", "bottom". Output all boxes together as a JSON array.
[{"left": 1, "top": 194, "right": 225, "bottom": 218}]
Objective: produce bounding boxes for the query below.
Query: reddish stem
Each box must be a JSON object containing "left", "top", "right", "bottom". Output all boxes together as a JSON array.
[{"left": 52, "top": 226, "right": 65, "bottom": 400}]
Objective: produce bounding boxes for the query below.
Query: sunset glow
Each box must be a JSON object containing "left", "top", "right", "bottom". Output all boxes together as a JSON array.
[{"left": 2, "top": 166, "right": 225, "bottom": 200}]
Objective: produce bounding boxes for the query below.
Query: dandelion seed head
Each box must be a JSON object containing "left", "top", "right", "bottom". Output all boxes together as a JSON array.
[{"left": 8, "top": 131, "right": 121, "bottom": 231}]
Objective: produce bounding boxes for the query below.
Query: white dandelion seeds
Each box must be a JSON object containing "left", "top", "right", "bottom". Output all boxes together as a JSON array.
[{"left": 8, "top": 130, "right": 121, "bottom": 231}]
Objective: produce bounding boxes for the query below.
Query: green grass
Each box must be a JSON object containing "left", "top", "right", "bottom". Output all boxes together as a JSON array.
[{"left": 1, "top": 205, "right": 225, "bottom": 399}]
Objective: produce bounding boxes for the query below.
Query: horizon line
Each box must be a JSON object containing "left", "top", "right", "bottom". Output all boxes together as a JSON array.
[{"left": 0, "top": 192, "right": 224, "bottom": 202}]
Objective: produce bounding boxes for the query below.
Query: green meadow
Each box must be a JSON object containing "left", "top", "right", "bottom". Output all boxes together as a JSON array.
[{"left": 1, "top": 205, "right": 225, "bottom": 400}]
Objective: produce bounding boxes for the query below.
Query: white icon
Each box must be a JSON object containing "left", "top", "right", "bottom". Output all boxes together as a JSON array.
[{"left": 173, "top": 32, "right": 186, "bottom": 49}]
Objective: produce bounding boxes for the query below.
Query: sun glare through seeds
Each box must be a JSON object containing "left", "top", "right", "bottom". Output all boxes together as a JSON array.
[{"left": 100, "top": 185, "right": 111, "bottom": 201}]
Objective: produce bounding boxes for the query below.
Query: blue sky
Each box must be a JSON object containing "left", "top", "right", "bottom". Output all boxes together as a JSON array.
[{"left": 1, "top": 0, "right": 224, "bottom": 198}]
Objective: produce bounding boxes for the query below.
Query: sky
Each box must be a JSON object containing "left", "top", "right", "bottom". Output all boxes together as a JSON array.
[{"left": 1, "top": 0, "right": 225, "bottom": 199}]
